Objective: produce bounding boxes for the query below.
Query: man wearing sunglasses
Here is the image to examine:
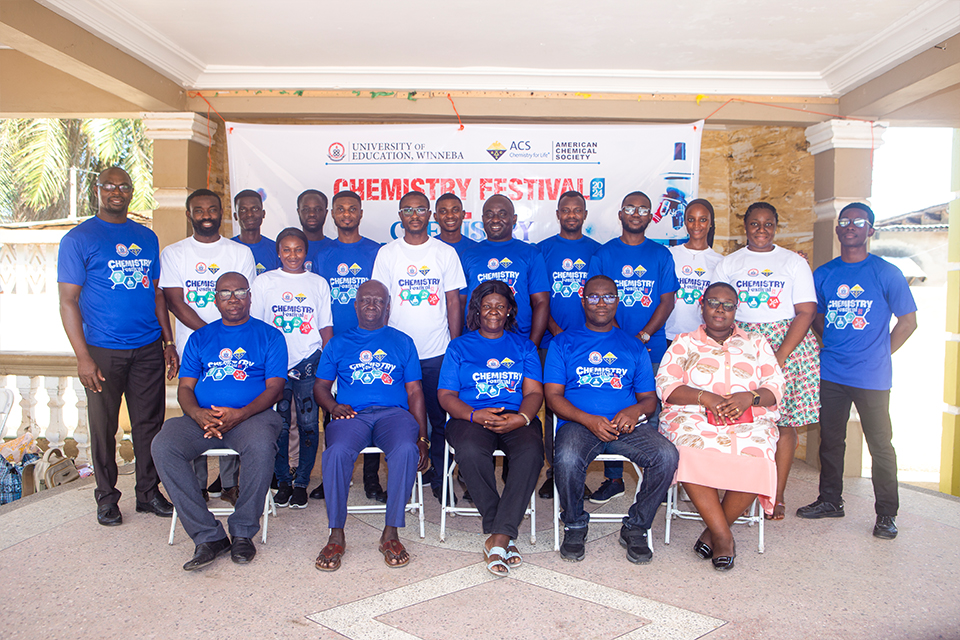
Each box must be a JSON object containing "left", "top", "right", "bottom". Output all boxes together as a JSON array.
[
  {"left": 586, "top": 191, "right": 679, "bottom": 503},
  {"left": 372, "top": 191, "right": 466, "bottom": 500},
  {"left": 798, "top": 203, "right": 917, "bottom": 540},
  {"left": 152, "top": 272, "right": 287, "bottom": 570},
  {"left": 545, "top": 275, "right": 679, "bottom": 564},
  {"left": 58, "top": 167, "right": 179, "bottom": 526}
]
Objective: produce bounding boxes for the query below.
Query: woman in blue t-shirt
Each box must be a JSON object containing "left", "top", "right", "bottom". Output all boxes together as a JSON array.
[{"left": 438, "top": 280, "right": 544, "bottom": 577}]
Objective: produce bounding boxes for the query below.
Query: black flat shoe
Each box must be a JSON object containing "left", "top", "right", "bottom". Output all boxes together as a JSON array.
[
  {"left": 183, "top": 537, "right": 231, "bottom": 571},
  {"left": 97, "top": 503, "right": 122, "bottom": 526},
  {"left": 231, "top": 537, "right": 257, "bottom": 564},
  {"left": 364, "top": 485, "right": 387, "bottom": 504},
  {"left": 309, "top": 484, "right": 325, "bottom": 500},
  {"left": 693, "top": 539, "right": 713, "bottom": 560},
  {"left": 538, "top": 478, "right": 554, "bottom": 500},
  {"left": 712, "top": 555, "right": 736, "bottom": 572},
  {"left": 136, "top": 494, "right": 174, "bottom": 518}
]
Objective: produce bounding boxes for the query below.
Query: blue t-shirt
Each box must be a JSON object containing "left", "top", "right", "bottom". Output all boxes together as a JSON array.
[
  {"left": 588, "top": 238, "right": 679, "bottom": 364},
  {"left": 231, "top": 235, "right": 279, "bottom": 275},
  {"left": 317, "top": 325, "right": 421, "bottom": 412},
  {"left": 814, "top": 254, "right": 917, "bottom": 390},
  {"left": 461, "top": 238, "right": 550, "bottom": 339},
  {"left": 181, "top": 318, "right": 288, "bottom": 410},
  {"left": 537, "top": 234, "right": 602, "bottom": 349},
  {"left": 305, "top": 236, "right": 334, "bottom": 276},
  {"left": 57, "top": 216, "right": 162, "bottom": 350},
  {"left": 544, "top": 327, "right": 655, "bottom": 428},
  {"left": 440, "top": 235, "right": 479, "bottom": 263},
  {"left": 314, "top": 237, "right": 382, "bottom": 334},
  {"left": 438, "top": 330, "right": 542, "bottom": 411}
]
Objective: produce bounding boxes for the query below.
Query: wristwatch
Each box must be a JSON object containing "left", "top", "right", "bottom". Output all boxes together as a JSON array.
[
  {"left": 750, "top": 390, "right": 761, "bottom": 406},
  {"left": 638, "top": 331, "right": 651, "bottom": 343}
]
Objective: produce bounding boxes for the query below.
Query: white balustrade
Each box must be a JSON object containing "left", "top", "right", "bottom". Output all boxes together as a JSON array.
[
  {"left": 73, "top": 378, "right": 90, "bottom": 465},
  {"left": 15, "top": 375, "right": 39, "bottom": 436},
  {"left": 44, "top": 376, "right": 68, "bottom": 450}
]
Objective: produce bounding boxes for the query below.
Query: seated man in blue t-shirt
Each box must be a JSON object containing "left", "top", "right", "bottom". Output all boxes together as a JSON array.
[
  {"left": 545, "top": 275, "right": 679, "bottom": 564},
  {"left": 313, "top": 280, "right": 430, "bottom": 572},
  {"left": 152, "top": 272, "right": 287, "bottom": 571}
]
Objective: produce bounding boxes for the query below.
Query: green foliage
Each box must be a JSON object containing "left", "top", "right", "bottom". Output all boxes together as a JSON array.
[{"left": 0, "top": 118, "right": 155, "bottom": 223}]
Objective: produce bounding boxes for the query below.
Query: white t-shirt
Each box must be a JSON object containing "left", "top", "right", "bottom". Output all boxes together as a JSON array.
[
  {"left": 251, "top": 269, "right": 332, "bottom": 369},
  {"left": 714, "top": 244, "right": 815, "bottom": 324},
  {"left": 372, "top": 236, "right": 466, "bottom": 359},
  {"left": 665, "top": 244, "right": 723, "bottom": 339},
  {"left": 159, "top": 236, "right": 257, "bottom": 355}
]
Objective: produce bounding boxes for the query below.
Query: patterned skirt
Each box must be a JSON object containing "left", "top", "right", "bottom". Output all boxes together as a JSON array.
[{"left": 737, "top": 318, "right": 820, "bottom": 427}]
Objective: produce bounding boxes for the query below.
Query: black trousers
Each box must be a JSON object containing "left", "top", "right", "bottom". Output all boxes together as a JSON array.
[
  {"left": 86, "top": 340, "right": 166, "bottom": 506},
  {"left": 446, "top": 416, "right": 544, "bottom": 540},
  {"left": 818, "top": 379, "right": 899, "bottom": 516}
]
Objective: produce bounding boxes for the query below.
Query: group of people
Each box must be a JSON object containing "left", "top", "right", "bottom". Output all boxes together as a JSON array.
[{"left": 57, "top": 165, "right": 917, "bottom": 576}]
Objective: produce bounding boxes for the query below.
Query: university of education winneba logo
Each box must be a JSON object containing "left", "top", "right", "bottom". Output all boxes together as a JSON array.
[
  {"left": 328, "top": 142, "right": 345, "bottom": 162},
  {"left": 486, "top": 141, "right": 506, "bottom": 161}
]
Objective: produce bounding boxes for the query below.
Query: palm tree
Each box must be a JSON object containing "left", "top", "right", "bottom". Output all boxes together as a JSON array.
[{"left": 0, "top": 118, "right": 155, "bottom": 223}]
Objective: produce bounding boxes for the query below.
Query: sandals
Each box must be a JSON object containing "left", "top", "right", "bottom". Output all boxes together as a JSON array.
[
  {"left": 693, "top": 539, "right": 713, "bottom": 560},
  {"left": 504, "top": 541, "right": 523, "bottom": 568},
  {"left": 483, "top": 545, "right": 510, "bottom": 577},
  {"left": 379, "top": 539, "right": 410, "bottom": 568},
  {"left": 765, "top": 502, "right": 786, "bottom": 521},
  {"left": 315, "top": 542, "right": 345, "bottom": 572}
]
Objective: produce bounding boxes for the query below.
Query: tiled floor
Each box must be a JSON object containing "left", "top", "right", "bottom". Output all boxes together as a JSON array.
[{"left": 2, "top": 460, "right": 959, "bottom": 640}]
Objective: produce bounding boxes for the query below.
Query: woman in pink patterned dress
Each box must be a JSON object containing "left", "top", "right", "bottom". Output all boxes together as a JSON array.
[{"left": 656, "top": 282, "right": 784, "bottom": 571}]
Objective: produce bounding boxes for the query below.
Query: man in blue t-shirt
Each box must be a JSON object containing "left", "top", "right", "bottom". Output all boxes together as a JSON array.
[
  {"left": 586, "top": 191, "right": 679, "bottom": 500},
  {"left": 231, "top": 189, "right": 279, "bottom": 275},
  {"left": 57, "top": 167, "right": 179, "bottom": 527},
  {"left": 298, "top": 189, "right": 334, "bottom": 274},
  {"left": 461, "top": 194, "right": 550, "bottom": 345},
  {"left": 152, "top": 272, "right": 286, "bottom": 571},
  {"left": 314, "top": 280, "right": 430, "bottom": 571},
  {"left": 797, "top": 203, "right": 917, "bottom": 540},
  {"left": 315, "top": 190, "right": 385, "bottom": 503},
  {"left": 545, "top": 275, "right": 679, "bottom": 564},
  {"left": 536, "top": 190, "right": 601, "bottom": 499},
  {"left": 434, "top": 192, "right": 478, "bottom": 261}
]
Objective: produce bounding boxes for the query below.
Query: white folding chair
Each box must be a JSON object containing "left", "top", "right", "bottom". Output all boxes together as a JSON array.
[
  {"left": 439, "top": 440, "right": 536, "bottom": 545},
  {"left": 552, "top": 453, "right": 652, "bottom": 552},
  {"left": 0, "top": 388, "right": 16, "bottom": 439},
  {"left": 345, "top": 446, "right": 425, "bottom": 539},
  {"left": 663, "top": 483, "right": 765, "bottom": 553},
  {"left": 168, "top": 448, "right": 276, "bottom": 545}
]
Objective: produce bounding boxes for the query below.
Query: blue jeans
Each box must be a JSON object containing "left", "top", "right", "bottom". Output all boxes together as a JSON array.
[
  {"left": 554, "top": 421, "right": 678, "bottom": 530},
  {"left": 275, "top": 352, "right": 322, "bottom": 488}
]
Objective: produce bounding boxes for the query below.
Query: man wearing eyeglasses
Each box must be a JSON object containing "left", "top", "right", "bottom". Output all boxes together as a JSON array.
[
  {"left": 372, "top": 191, "right": 465, "bottom": 500},
  {"left": 231, "top": 189, "right": 279, "bottom": 276},
  {"left": 545, "top": 275, "right": 679, "bottom": 564},
  {"left": 58, "top": 167, "right": 179, "bottom": 526},
  {"left": 152, "top": 271, "right": 286, "bottom": 570},
  {"left": 585, "top": 191, "right": 679, "bottom": 503},
  {"left": 798, "top": 203, "right": 917, "bottom": 540}
]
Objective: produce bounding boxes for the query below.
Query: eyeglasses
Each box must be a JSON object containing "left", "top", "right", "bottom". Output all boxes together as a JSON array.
[
  {"left": 399, "top": 207, "right": 429, "bottom": 217},
  {"left": 621, "top": 206, "right": 651, "bottom": 216},
  {"left": 215, "top": 288, "right": 250, "bottom": 301},
  {"left": 358, "top": 296, "right": 385, "bottom": 306},
  {"left": 97, "top": 183, "right": 133, "bottom": 193},
  {"left": 838, "top": 217, "right": 872, "bottom": 228},
  {"left": 482, "top": 210, "right": 513, "bottom": 221},
  {"left": 584, "top": 293, "right": 619, "bottom": 305},
  {"left": 703, "top": 298, "right": 737, "bottom": 312}
]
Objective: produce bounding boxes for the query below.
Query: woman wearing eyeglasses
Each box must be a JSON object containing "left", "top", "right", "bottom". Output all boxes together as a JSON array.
[
  {"left": 713, "top": 202, "right": 819, "bottom": 521},
  {"left": 656, "top": 282, "right": 784, "bottom": 571},
  {"left": 665, "top": 199, "right": 723, "bottom": 343}
]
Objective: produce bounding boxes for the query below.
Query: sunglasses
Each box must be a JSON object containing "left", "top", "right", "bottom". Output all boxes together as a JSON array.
[
  {"left": 703, "top": 298, "right": 737, "bottom": 312},
  {"left": 215, "top": 288, "right": 250, "bottom": 301},
  {"left": 584, "top": 293, "right": 619, "bottom": 305},
  {"left": 838, "top": 218, "right": 872, "bottom": 228}
]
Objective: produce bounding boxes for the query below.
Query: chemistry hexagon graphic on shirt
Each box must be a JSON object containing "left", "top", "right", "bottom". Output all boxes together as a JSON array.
[
  {"left": 350, "top": 348, "right": 396, "bottom": 385},
  {"left": 474, "top": 356, "right": 522, "bottom": 399},
  {"left": 107, "top": 245, "right": 153, "bottom": 291},
  {"left": 204, "top": 346, "right": 252, "bottom": 382},
  {"left": 551, "top": 258, "right": 589, "bottom": 299},
  {"left": 576, "top": 350, "right": 626, "bottom": 389},
  {"left": 825, "top": 284, "right": 871, "bottom": 331},
  {"left": 186, "top": 289, "right": 216, "bottom": 307},
  {"left": 398, "top": 265, "right": 442, "bottom": 306}
]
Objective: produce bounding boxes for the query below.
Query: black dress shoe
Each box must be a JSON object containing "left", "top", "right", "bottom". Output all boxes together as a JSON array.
[
  {"left": 136, "top": 494, "right": 174, "bottom": 518},
  {"left": 432, "top": 484, "right": 457, "bottom": 506},
  {"left": 538, "top": 478, "right": 554, "bottom": 499},
  {"left": 309, "top": 484, "right": 325, "bottom": 500},
  {"left": 231, "top": 537, "right": 257, "bottom": 564},
  {"left": 796, "top": 499, "right": 845, "bottom": 519},
  {"left": 873, "top": 515, "right": 898, "bottom": 539},
  {"left": 97, "top": 503, "right": 122, "bottom": 526},
  {"left": 693, "top": 539, "right": 713, "bottom": 560},
  {"left": 183, "top": 537, "right": 232, "bottom": 571},
  {"left": 364, "top": 484, "right": 388, "bottom": 504},
  {"left": 712, "top": 555, "right": 736, "bottom": 571}
]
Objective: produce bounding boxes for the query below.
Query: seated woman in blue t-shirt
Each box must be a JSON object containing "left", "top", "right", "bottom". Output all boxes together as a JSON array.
[{"left": 438, "top": 280, "right": 544, "bottom": 577}]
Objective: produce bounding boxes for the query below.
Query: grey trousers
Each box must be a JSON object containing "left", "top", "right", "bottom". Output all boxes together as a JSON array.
[{"left": 152, "top": 410, "right": 281, "bottom": 544}]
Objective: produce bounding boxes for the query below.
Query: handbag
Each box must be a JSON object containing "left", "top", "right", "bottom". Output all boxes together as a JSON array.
[{"left": 33, "top": 448, "right": 81, "bottom": 493}]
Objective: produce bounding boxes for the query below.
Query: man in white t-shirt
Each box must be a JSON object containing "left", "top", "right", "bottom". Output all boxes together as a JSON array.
[
  {"left": 160, "top": 188, "right": 258, "bottom": 501},
  {"left": 372, "top": 190, "right": 466, "bottom": 499}
]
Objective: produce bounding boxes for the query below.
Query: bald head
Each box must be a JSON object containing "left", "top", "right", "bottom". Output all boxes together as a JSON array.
[
  {"left": 96, "top": 167, "right": 133, "bottom": 218},
  {"left": 355, "top": 279, "right": 390, "bottom": 330},
  {"left": 481, "top": 194, "right": 516, "bottom": 241}
]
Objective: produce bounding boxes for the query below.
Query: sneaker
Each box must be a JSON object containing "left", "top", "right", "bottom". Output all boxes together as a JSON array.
[
  {"left": 560, "top": 526, "right": 588, "bottom": 561},
  {"left": 274, "top": 482, "right": 293, "bottom": 507},
  {"left": 221, "top": 486, "right": 239, "bottom": 507},
  {"left": 796, "top": 499, "right": 845, "bottom": 519},
  {"left": 619, "top": 525, "right": 653, "bottom": 564},
  {"left": 873, "top": 515, "right": 898, "bottom": 539},
  {"left": 589, "top": 479, "right": 625, "bottom": 504},
  {"left": 289, "top": 486, "right": 308, "bottom": 509},
  {"left": 207, "top": 475, "right": 222, "bottom": 498},
  {"left": 309, "top": 483, "right": 325, "bottom": 500}
]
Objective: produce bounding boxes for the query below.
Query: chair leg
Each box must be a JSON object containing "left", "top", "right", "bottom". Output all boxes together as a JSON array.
[
  {"left": 168, "top": 507, "right": 178, "bottom": 545},
  {"left": 439, "top": 443, "right": 451, "bottom": 542},
  {"left": 260, "top": 491, "right": 271, "bottom": 544},
  {"left": 664, "top": 484, "right": 674, "bottom": 545},
  {"left": 529, "top": 491, "right": 536, "bottom": 545},
  {"left": 553, "top": 478, "right": 560, "bottom": 551}
]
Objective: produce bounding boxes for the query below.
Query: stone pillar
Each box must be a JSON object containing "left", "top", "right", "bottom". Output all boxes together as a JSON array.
[
  {"left": 802, "top": 119, "right": 887, "bottom": 475},
  {"left": 141, "top": 112, "right": 218, "bottom": 251},
  {"left": 941, "top": 128, "right": 960, "bottom": 497}
]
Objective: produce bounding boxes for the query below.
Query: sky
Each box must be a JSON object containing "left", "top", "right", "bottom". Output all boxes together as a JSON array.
[{"left": 871, "top": 127, "right": 955, "bottom": 220}]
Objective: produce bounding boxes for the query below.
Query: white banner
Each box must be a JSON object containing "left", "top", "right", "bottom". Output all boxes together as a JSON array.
[{"left": 226, "top": 122, "right": 702, "bottom": 245}]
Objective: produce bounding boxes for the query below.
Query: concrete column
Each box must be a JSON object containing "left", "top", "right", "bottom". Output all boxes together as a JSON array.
[
  {"left": 941, "top": 128, "right": 960, "bottom": 497},
  {"left": 141, "top": 112, "right": 218, "bottom": 250},
  {"left": 802, "top": 119, "right": 887, "bottom": 474}
]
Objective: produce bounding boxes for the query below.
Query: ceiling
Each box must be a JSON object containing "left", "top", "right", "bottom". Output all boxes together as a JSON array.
[{"left": 34, "top": 0, "right": 960, "bottom": 96}]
